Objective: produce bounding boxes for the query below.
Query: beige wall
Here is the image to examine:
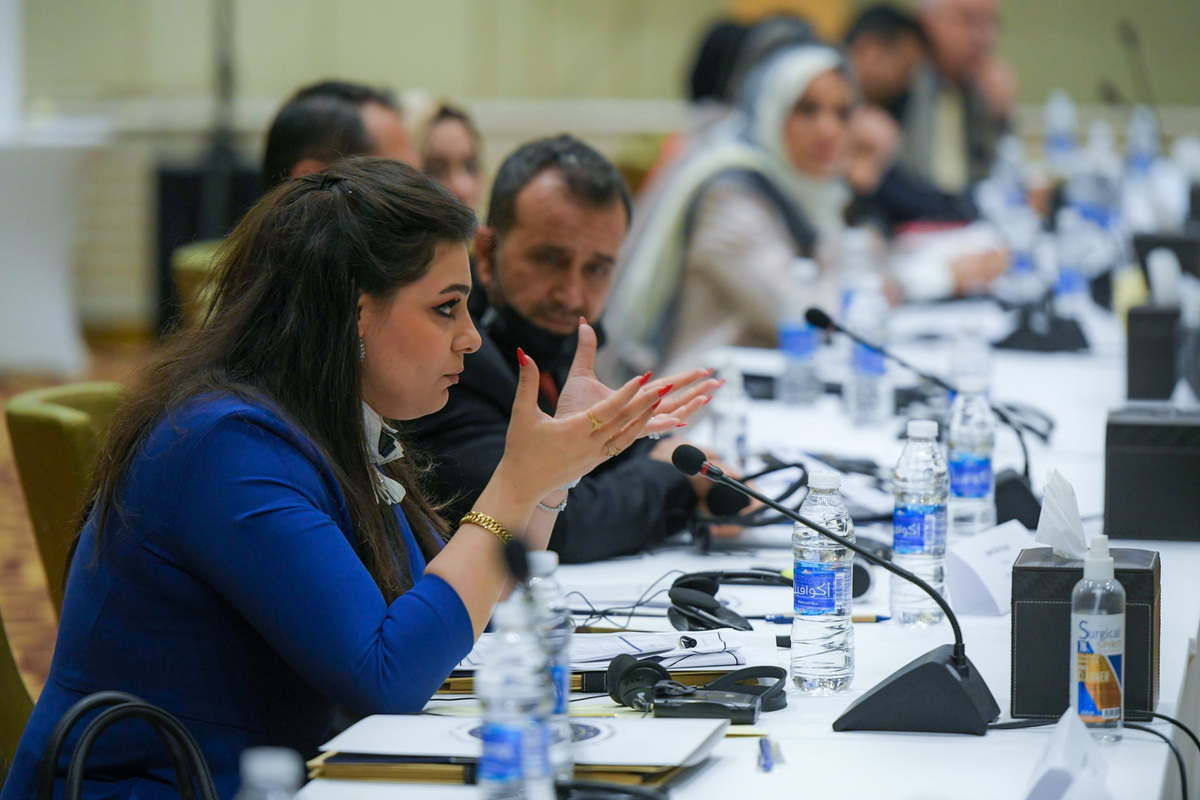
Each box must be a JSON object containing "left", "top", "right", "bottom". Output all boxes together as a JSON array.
[
  {"left": 24, "top": 0, "right": 727, "bottom": 104},
  {"left": 17, "top": 0, "right": 1200, "bottom": 333}
]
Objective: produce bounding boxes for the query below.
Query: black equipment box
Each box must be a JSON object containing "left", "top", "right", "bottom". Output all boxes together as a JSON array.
[
  {"left": 1126, "top": 305, "right": 1180, "bottom": 400},
  {"left": 1105, "top": 404, "right": 1200, "bottom": 541},
  {"left": 1011, "top": 547, "right": 1160, "bottom": 721}
]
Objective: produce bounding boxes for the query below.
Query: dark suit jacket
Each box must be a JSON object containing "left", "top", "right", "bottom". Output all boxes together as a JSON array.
[{"left": 405, "top": 313, "right": 698, "bottom": 563}]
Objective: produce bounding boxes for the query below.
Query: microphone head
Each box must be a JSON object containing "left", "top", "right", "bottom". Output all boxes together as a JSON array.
[
  {"left": 805, "top": 308, "right": 834, "bottom": 331},
  {"left": 502, "top": 538, "right": 530, "bottom": 582},
  {"left": 671, "top": 444, "right": 708, "bottom": 477},
  {"left": 707, "top": 483, "right": 751, "bottom": 516}
]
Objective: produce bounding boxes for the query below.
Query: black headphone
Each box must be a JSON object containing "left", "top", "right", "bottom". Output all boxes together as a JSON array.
[
  {"left": 605, "top": 654, "right": 788, "bottom": 714},
  {"left": 667, "top": 570, "right": 790, "bottom": 633}
]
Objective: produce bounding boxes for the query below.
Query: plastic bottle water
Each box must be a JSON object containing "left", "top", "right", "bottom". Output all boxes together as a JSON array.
[
  {"left": 842, "top": 274, "right": 889, "bottom": 426},
  {"left": 778, "top": 258, "right": 821, "bottom": 405},
  {"left": 525, "top": 551, "right": 574, "bottom": 782},
  {"left": 890, "top": 420, "right": 949, "bottom": 627},
  {"left": 949, "top": 319, "right": 992, "bottom": 390},
  {"left": 946, "top": 377, "right": 996, "bottom": 540},
  {"left": 709, "top": 363, "right": 749, "bottom": 472},
  {"left": 1071, "top": 535, "right": 1125, "bottom": 744},
  {"left": 234, "top": 748, "right": 305, "bottom": 800},
  {"left": 477, "top": 599, "right": 554, "bottom": 800},
  {"left": 790, "top": 471, "right": 855, "bottom": 693},
  {"left": 1043, "top": 90, "right": 1078, "bottom": 180}
]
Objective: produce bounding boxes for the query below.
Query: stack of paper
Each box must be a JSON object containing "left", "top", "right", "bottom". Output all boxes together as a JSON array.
[{"left": 308, "top": 715, "right": 729, "bottom": 790}]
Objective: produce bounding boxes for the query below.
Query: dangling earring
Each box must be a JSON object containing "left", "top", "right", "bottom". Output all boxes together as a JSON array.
[{"left": 359, "top": 338, "right": 366, "bottom": 363}]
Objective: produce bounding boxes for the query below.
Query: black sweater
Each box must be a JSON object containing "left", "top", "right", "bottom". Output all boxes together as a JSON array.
[{"left": 404, "top": 308, "right": 698, "bottom": 563}]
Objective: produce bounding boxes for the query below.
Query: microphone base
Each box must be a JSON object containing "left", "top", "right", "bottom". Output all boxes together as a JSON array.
[{"left": 832, "top": 644, "right": 1000, "bottom": 735}]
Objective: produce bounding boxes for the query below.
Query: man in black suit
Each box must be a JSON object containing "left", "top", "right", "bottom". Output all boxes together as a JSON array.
[{"left": 406, "top": 135, "right": 734, "bottom": 563}]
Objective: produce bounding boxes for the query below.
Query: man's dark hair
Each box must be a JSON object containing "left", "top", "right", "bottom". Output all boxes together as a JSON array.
[
  {"left": 688, "top": 19, "right": 751, "bottom": 103},
  {"left": 844, "top": 5, "right": 929, "bottom": 48},
  {"left": 262, "top": 80, "right": 400, "bottom": 189},
  {"left": 486, "top": 135, "right": 632, "bottom": 239}
]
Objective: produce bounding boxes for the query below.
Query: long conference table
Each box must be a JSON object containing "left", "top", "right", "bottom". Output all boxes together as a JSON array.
[{"left": 300, "top": 300, "right": 1200, "bottom": 800}]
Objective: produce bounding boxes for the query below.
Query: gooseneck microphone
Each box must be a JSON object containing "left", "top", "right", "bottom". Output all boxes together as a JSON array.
[
  {"left": 672, "top": 444, "right": 1000, "bottom": 735},
  {"left": 805, "top": 307, "right": 1035, "bottom": 483}
]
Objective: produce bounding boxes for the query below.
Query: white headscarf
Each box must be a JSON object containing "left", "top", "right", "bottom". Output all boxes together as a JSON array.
[{"left": 603, "top": 45, "right": 850, "bottom": 379}]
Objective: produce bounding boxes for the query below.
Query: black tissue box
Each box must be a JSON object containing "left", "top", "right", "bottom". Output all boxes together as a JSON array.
[
  {"left": 1105, "top": 404, "right": 1200, "bottom": 541},
  {"left": 1011, "top": 547, "right": 1160, "bottom": 721}
]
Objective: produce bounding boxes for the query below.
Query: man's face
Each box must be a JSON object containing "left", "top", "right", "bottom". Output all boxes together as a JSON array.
[
  {"left": 476, "top": 170, "right": 627, "bottom": 337},
  {"left": 921, "top": 0, "right": 998, "bottom": 84},
  {"left": 362, "top": 101, "right": 420, "bottom": 168},
  {"left": 852, "top": 32, "right": 926, "bottom": 106}
]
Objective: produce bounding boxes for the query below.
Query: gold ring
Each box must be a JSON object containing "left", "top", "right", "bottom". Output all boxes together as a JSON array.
[
  {"left": 605, "top": 438, "right": 622, "bottom": 458},
  {"left": 587, "top": 410, "right": 604, "bottom": 431}
]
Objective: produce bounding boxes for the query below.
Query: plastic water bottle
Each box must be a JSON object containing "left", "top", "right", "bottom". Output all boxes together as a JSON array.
[
  {"left": 949, "top": 320, "right": 992, "bottom": 390},
  {"left": 709, "top": 363, "right": 749, "bottom": 472},
  {"left": 842, "top": 274, "right": 889, "bottom": 426},
  {"left": 234, "top": 748, "right": 305, "bottom": 800},
  {"left": 1071, "top": 535, "right": 1125, "bottom": 744},
  {"left": 1043, "top": 90, "right": 1078, "bottom": 180},
  {"left": 790, "top": 471, "right": 855, "bottom": 693},
  {"left": 778, "top": 258, "right": 821, "bottom": 405},
  {"left": 946, "top": 377, "right": 996, "bottom": 540},
  {"left": 890, "top": 420, "right": 949, "bottom": 627},
  {"left": 477, "top": 599, "right": 554, "bottom": 800},
  {"left": 526, "top": 551, "right": 574, "bottom": 782}
]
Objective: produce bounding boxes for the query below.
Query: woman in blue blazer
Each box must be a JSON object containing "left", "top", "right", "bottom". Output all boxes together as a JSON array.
[{"left": 1, "top": 157, "right": 708, "bottom": 799}]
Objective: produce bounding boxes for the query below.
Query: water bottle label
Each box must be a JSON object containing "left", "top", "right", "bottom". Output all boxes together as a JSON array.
[
  {"left": 793, "top": 561, "right": 849, "bottom": 616},
  {"left": 478, "top": 722, "right": 550, "bottom": 783},
  {"left": 949, "top": 453, "right": 992, "bottom": 498},
  {"left": 893, "top": 504, "right": 947, "bottom": 554},
  {"left": 1071, "top": 613, "right": 1124, "bottom": 724},
  {"left": 852, "top": 343, "right": 886, "bottom": 377},
  {"left": 780, "top": 324, "right": 816, "bottom": 360},
  {"left": 551, "top": 663, "right": 569, "bottom": 715}
]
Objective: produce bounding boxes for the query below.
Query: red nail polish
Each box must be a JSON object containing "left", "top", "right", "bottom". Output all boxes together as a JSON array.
[
  {"left": 638, "top": 371, "right": 653, "bottom": 386},
  {"left": 703, "top": 396, "right": 713, "bottom": 405},
  {"left": 651, "top": 399, "right": 662, "bottom": 410},
  {"left": 516, "top": 347, "right": 528, "bottom": 366},
  {"left": 716, "top": 379, "right": 726, "bottom": 388},
  {"left": 657, "top": 384, "right": 673, "bottom": 398},
  {"left": 676, "top": 422, "right": 688, "bottom": 428},
  {"left": 705, "top": 367, "right": 716, "bottom": 376}
]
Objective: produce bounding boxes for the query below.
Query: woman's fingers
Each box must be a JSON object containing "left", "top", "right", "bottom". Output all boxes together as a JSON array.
[
  {"left": 646, "top": 366, "right": 712, "bottom": 397},
  {"left": 565, "top": 319, "right": 599, "bottom": 381},
  {"left": 510, "top": 347, "right": 549, "bottom": 425},
  {"left": 655, "top": 377, "right": 720, "bottom": 416}
]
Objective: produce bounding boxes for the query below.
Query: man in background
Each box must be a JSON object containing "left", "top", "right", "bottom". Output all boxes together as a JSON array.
[
  {"left": 845, "top": 5, "right": 929, "bottom": 118},
  {"left": 262, "top": 80, "right": 418, "bottom": 188},
  {"left": 899, "top": 0, "right": 1016, "bottom": 192},
  {"left": 406, "top": 135, "right": 736, "bottom": 563}
]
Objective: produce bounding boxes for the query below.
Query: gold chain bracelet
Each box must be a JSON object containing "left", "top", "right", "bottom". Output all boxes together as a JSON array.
[{"left": 460, "top": 511, "right": 514, "bottom": 544}]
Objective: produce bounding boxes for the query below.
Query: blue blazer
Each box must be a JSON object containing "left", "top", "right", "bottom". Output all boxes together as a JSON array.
[{"left": 1, "top": 395, "right": 473, "bottom": 799}]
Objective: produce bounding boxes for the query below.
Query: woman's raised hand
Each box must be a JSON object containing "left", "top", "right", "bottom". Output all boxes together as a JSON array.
[
  {"left": 498, "top": 327, "right": 663, "bottom": 501},
  {"left": 555, "top": 320, "right": 720, "bottom": 437}
]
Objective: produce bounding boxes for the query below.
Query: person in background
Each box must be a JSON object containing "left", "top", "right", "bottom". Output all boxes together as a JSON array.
[
  {"left": 2, "top": 158, "right": 692, "bottom": 800},
  {"left": 844, "top": 5, "right": 929, "bottom": 117},
  {"left": 406, "top": 135, "right": 735, "bottom": 564},
  {"left": 606, "top": 42, "right": 994, "bottom": 380},
  {"left": 606, "top": 45, "right": 874, "bottom": 377},
  {"left": 842, "top": 6, "right": 980, "bottom": 235},
  {"left": 262, "top": 80, "right": 419, "bottom": 188},
  {"left": 900, "top": 0, "right": 1015, "bottom": 192},
  {"left": 421, "top": 104, "right": 484, "bottom": 212},
  {"left": 420, "top": 104, "right": 489, "bottom": 319}
]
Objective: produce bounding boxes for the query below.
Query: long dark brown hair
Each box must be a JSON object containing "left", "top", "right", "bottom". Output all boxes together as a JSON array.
[{"left": 86, "top": 157, "right": 478, "bottom": 602}]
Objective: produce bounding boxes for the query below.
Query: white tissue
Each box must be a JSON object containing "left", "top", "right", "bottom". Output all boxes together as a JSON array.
[{"left": 1035, "top": 469, "right": 1089, "bottom": 559}]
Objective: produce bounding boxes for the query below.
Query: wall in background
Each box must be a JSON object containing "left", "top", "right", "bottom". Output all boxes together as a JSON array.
[{"left": 15, "top": 0, "right": 1200, "bottom": 334}]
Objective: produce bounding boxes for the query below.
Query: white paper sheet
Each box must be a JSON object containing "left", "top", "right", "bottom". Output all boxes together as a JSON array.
[{"left": 320, "top": 714, "right": 730, "bottom": 768}]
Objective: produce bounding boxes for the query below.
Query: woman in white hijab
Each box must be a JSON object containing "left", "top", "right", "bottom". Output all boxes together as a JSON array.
[{"left": 604, "top": 44, "right": 856, "bottom": 379}]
